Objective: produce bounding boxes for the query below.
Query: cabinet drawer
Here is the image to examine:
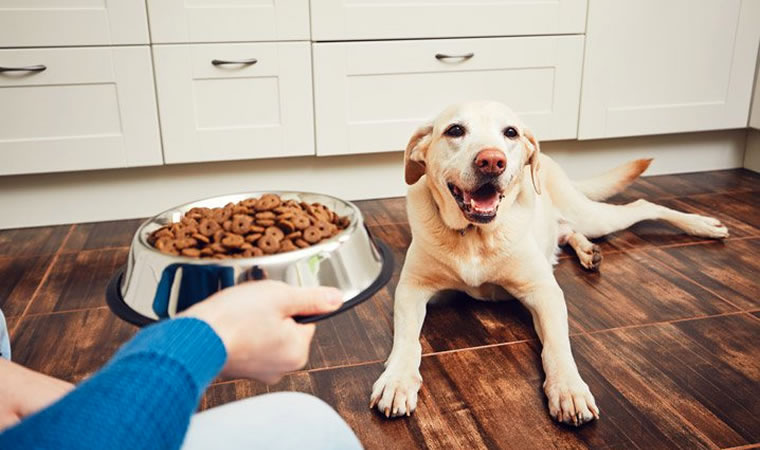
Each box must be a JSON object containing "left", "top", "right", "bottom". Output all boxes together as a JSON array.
[
  {"left": 311, "top": 0, "right": 586, "bottom": 41},
  {"left": 153, "top": 43, "right": 315, "bottom": 164},
  {"left": 147, "top": 0, "right": 310, "bottom": 43},
  {"left": 313, "top": 36, "right": 584, "bottom": 156},
  {"left": 0, "top": 47, "right": 161, "bottom": 176},
  {"left": 0, "top": 1, "right": 148, "bottom": 47}
]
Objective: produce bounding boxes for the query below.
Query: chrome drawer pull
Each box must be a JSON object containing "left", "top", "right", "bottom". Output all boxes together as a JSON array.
[
  {"left": 435, "top": 53, "right": 474, "bottom": 61},
  {"left": 0, "top": 64, "right": 46, "bottom": 73},
  {"left": 211, "top": 58, "right": 258, "bottom": 66}
]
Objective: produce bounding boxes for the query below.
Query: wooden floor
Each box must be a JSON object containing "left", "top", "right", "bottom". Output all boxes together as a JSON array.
[{"left": 2, "top": 169, "right": 759, "bottom": 449}]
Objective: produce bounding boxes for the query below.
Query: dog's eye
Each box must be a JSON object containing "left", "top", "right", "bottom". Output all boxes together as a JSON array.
[
  {"left": 444, "top": 124, "right": 466, "bottom": 138},
  {"left": 503, "top": 127, "right": 519, "bottom": 139}
]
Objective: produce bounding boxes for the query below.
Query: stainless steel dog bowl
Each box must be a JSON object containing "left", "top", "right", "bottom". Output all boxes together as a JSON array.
[{"left": 106, "top": 191, "right": 393, "bottom": 325}]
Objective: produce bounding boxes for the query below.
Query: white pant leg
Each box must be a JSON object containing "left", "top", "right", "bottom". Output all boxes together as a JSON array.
[
  {"left": 0, "top": 309, "right": 10, "bottom": 360},
  {"left": 182, "top": 392, "right": 362, "bottom": 450}
]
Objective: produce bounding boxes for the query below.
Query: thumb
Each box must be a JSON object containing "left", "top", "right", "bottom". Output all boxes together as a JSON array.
[{"left": 280, "top": 286, "right": 343, "bottom": 317}]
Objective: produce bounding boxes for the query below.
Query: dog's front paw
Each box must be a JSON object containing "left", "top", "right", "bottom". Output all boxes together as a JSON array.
[
  {"left": 369, "top": 366, "right": 422, "bottom": 418},
  {"left": 544, "top": 376, "right": 599, "bottom": 426}
]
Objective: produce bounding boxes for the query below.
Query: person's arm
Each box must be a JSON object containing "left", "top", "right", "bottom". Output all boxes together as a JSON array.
[
  {"left": 0, "top": 359, "right": 74, "bottom": 431},
  {"left": 0, "top": 281, "right": 342, "bottom": 450},
  {"left": 0, "top": 318, "right": 225, "bottom": 450}
]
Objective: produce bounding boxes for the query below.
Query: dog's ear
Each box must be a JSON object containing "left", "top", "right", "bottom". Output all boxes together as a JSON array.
[
  {"left": 404, "top": 123, "right": 433, "bottom": 185},
  {"left": 523, "top": 128, "right": 542, "bottom": 195}
]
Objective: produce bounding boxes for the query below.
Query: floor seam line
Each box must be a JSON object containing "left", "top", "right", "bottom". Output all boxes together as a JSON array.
[
  {"left": 22, "top": 306, "right": 109, "bottom": 319},
  {"left": 644, "top": 245, "right": 748, "bottom": 312},
  {"left": 420, "top": 339, "right": 537, "bottom": 357},
  {"left": 644, "top": 186, "right": 760, "bottom": 201},
  {"left": 721, "top": 443, "right": 760, "bottom": 450},
  {"left": 304, "top": 359, "right": 385, "bottom": 374},
  {"left": 580, "top": 332, "right": 723, "bottom": 448},
  {"left": 210, "top": 339, "right": 545, "bottom": 385},
  {"left": 59, "top": 245, "right": 131, "bottom": 254},
  {"left": 210, "top": 358, "right": 388, "bottom": 386},
  {"left": 10, "top": 224, "right": 77, "bottom": 336},
  {"left": 572, "top": 311, "right": 750, "bottom": 337},
  {"left": 591, "top": 235, "right": 759, "bottom": 258}
]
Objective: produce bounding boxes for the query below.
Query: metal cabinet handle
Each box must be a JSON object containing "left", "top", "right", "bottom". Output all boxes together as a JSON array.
[
  {"left": 435, "top": 53, "right": 474, "bottom": 61},
  {"left": 0, "top": 64, "right": 47, "bottom": 73},
  {"left": 211, "top": 58, "right": 258, "bottom": 66}
]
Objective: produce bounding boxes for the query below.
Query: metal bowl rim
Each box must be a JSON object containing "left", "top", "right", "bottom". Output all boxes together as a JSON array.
[{"left": 133, "top": 190, "right": 365, "bottom": 266}]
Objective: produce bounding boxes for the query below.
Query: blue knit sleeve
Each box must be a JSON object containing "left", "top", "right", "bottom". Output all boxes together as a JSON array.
[{"left": 0, "top": 318, "right": 227, "bottom": 450}]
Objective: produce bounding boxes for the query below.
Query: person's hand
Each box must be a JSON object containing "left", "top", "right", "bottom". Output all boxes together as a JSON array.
[
  {"left": 180, "top": 280, "right": 342, "bottom": 383},
  {"left": 0, "top": 359, "right": 74, "bottom": 431}
]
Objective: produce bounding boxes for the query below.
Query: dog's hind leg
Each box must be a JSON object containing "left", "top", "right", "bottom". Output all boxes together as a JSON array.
[
  {"left": 565, "top": 198, "right": 729, "bottom": 240},
  {"left": 542, "top": 157, "right": 728, "bottom": 240}
]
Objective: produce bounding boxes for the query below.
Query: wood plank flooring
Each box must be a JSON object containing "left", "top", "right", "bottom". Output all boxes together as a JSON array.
[{"left": 1, "top": 168, "right": 759, "bottom": 449}]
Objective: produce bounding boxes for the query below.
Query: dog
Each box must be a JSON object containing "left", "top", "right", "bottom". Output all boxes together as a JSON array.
[{"left": 369, "top": 101, "right": 729, "bottom": 426}]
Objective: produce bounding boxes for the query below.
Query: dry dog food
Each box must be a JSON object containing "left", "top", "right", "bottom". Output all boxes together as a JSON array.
[{"left": 148, "top": 194, "right": 351, "bottom": 258}]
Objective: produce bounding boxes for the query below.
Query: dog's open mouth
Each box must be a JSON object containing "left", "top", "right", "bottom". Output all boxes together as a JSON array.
[{"left": 447, "top": 181, "right": 504, "bottom": 223}]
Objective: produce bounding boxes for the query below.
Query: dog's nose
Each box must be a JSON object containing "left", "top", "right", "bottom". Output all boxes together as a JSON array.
[{"left": 474, "top": 149, "right": 506, "bottom": 176}]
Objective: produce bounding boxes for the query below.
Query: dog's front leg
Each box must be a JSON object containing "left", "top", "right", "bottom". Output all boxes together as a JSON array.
[
  {"left": 370, "top": 276, "right": 434, "bottom": 418},
  {"left": 512, "top": 276, "right": 599, "bottom": 426}
]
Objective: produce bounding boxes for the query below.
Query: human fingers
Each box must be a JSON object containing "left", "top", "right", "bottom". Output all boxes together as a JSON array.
[
  {"left": 278, "top": 286, "right": 343, "bottom": 317},
  {"left": 279, "top": 322, "right": 316, "bottom": 371},
  {"left": 0, "top": 411, "right": 20, "bottom": 433}
]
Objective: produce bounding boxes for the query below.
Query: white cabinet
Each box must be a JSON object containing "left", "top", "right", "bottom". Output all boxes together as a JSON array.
[
  {"left": 310, "top": 0, "right": 587, "bottom": 41},
  {"left": 153, "top": 43, "right": 315, "bottom": 164},
  {"left": 147, "top": 0, "right": 310, "bottom": 43},
  {"left": 0, "top": 47, "right": 162, "bottom": 176},
  {"left": 0, "top": 0, "right": 148, "bottom": 47},
  {"left": 313, "top": 36, "right": 584, "bottom": 156},
  {"left": 578, "top": 0, "right": 760, "bottom": 140},
  {"left": 751, "top": 59, "right": 760, "bottom": 130}
]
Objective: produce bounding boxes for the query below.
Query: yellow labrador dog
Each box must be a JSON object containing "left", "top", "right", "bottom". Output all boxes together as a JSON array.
[{"left": 369, "top": 101, "right": 728, "bottom": 426}]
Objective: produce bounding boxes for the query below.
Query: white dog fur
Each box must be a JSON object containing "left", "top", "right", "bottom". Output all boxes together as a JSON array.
[{"left": 369, "top": 101, "right": 728, "bottom": 426}]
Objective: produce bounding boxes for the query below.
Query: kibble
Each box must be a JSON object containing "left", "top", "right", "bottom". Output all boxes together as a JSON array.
[{"left": 149, "top": 194, "right": 350, "bottom": 258}]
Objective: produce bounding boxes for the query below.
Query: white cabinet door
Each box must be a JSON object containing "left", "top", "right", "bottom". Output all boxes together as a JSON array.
[
  {"left": 0, "top": 47, "right": 161, "bottom": 176},
  {"left": 578, "top": 0, "right": 760, "bottom": 140},
  {"left": 750, "top": 59, "right": 760, "bottom": 130},
  {"left": 310, "top": 0, "right": 587, "bottom": 41},
  {"left": 0, "top": 0, "right": 148, "bottom": 47},
  {"left": 313, "top": 36, "right": 584, "bottom": 156},
  {"left": 153, "top": 43, "right": 315, "bottom": 164},
  {"left": 147, "top": 0, "right": 310, "bottom": 43}
]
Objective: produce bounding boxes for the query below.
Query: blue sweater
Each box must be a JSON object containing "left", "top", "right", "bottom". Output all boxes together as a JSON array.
[{"left": 0, "top": 318, "right": 227, "bottom": 450}]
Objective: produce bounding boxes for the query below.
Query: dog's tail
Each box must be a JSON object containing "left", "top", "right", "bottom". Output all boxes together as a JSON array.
[{"left": 574, "top": 158, "right": 653, "bottom": 201}]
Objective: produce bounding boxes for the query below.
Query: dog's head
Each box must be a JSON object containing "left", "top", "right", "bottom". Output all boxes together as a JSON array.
[{"left": 404, "top": 101, "right": 541, "bottom": 228}]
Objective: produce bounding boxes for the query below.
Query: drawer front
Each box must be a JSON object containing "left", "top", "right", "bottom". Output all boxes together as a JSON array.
[
  {"left": 0, "top": 47, "right": 162, "bottom": 176},
  {"left": 147, "top": 0, "right": 310, "bottom": 43},
  {"left": 0, "top": 0, "right": 148, "bottom": 47},
  {"left": 311, "top": 0, "right": 587, "bottom": 41},
  {"left": 313, "top": 36, "right": 584, "bottom": 156},
  {"left": 153, "top": 43, "right": 315, "bottom": 164}
]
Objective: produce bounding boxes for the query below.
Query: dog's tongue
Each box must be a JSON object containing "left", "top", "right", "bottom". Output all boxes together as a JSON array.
[{"left": 463, "top": 184, "right": 500, "bottom": 213}]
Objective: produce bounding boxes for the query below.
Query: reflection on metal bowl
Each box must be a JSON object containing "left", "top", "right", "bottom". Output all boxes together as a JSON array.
[{"left": 105, "top": 191, "right": 393, "bottom": 325}]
